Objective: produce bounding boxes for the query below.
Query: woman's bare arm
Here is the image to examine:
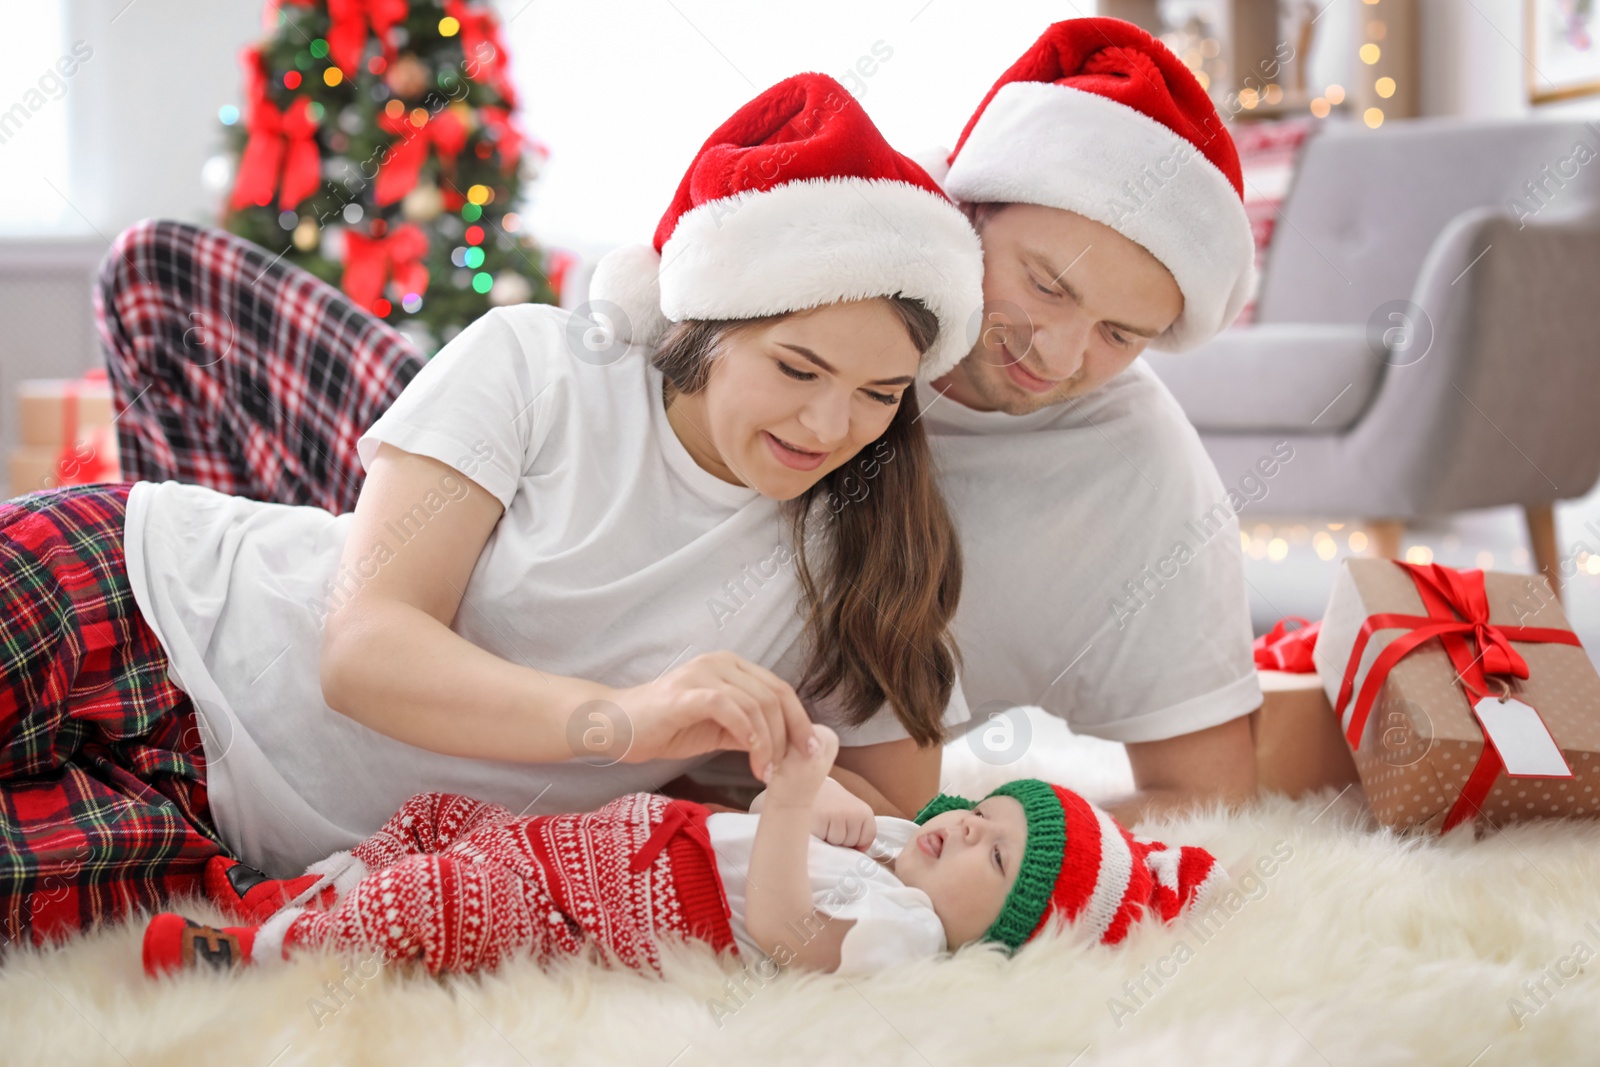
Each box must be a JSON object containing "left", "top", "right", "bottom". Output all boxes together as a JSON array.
[
  {"left": 318, "top": 442, "right": 609, "bottom": 762},
  {"left": 319, "top": 442, "right": 814, "bottom": 776}
]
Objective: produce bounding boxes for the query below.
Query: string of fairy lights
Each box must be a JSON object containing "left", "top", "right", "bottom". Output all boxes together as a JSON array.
[
  {"left": 1157, "top": 0, "right": 1402, "bottom": 128},
  {"left": 1350, "top": 0, "right": 1396, "bottom": 129},
  {"left": 1237, "top": 520, "right": 1600, "bottom": 580}
]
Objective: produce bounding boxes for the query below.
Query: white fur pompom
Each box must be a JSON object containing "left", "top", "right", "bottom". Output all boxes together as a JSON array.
[{"left": 585, "top": 243, "right": 670, "bottom": 348}]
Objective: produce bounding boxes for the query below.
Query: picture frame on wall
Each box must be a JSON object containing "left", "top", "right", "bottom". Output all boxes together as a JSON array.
[{"left": 1528, "top": 0, "right": 1600, "bottom": 104}]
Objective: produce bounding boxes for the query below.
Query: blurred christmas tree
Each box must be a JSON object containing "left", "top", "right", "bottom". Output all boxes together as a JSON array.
[{"left": 213, "top": 0, "right": 566, "bottom": 355}]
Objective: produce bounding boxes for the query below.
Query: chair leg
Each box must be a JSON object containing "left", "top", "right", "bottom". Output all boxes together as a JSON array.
[
  {"left": 1524, "top": 503, "right": 1562, "bottom": 602},
  {"left": 1367, "top": 520, "right": 1405, "bottom": 560}
]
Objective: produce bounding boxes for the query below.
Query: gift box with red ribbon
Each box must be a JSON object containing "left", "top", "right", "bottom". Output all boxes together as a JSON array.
[
  {"left": 1316, "top": 558, "right": 1600, "bottom": 833},
  {"left": 8, "top": 369, "right": 122, "bottom": 495},
  {"left": 1250, "top": 617, "right": 1361, "bottom": 799}
]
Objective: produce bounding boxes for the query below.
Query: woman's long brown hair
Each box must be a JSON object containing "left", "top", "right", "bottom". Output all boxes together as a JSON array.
[{"left": 652, "top": 298, "right": 962, "bottom": 748}]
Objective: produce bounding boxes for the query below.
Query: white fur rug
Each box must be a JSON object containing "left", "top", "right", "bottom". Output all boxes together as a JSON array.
[{"left": 5, "top": 708, "right": 1600, "bottom": 1067}]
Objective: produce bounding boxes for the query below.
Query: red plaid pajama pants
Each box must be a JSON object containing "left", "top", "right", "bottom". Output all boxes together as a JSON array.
[
  {"left": 95, "top": 217, "right": 426, "bottom": 514},
  {"left": 275, "top": 791, "right": 736, "bottom": 976},
  {"left": 0, "top": 482, "right": 226, "bottom": 947},
  {"left": 0, "top": 219, "right": 415, "bottom": 946}
]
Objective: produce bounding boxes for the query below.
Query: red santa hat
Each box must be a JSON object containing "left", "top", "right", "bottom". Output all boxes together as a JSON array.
[
  {"left": 936, "top": 18, "right": 1255, "bottom": 353},
  {"left": 588, "top": 73, "right": 984, "bottom": 380},
  {"left": 915, "top": 779, "right": 1226, "bottom": 949}
]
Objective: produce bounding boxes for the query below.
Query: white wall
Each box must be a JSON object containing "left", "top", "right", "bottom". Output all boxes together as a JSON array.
[
  {"left": 508, "top": 0, "right": 1087, "bottom": 253},
  {"left": 63, "top": 0, "right": 261, "bottom": 236},
  {"left": 1420, "top": 0, "right": 1600, "bottom": 121}
]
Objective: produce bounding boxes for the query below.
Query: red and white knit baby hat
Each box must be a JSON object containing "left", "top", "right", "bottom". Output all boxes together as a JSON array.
[{"left": 915, "top": 779, "right": 1227, "bottom": 949}]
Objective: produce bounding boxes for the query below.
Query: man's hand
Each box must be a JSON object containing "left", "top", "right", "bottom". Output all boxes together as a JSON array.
[{"left": 1106, "top": 714, "right": 1258, "bottom": 826}]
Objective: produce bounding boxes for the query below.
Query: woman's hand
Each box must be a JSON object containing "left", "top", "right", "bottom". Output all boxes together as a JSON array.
[
  {"left": 762, "top": 723, "right": 838, "bottom": 810},
  {"left": 606, "top": 651, "right": 817, "bottom": 782}
]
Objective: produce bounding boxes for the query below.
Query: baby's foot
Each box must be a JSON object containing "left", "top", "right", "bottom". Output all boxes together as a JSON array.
[
  {"left": 143, "top": 913, "right": 256, "bottom": 976},
  {"left": 204, "top": 855, "right": 338, "bottom": 923}
]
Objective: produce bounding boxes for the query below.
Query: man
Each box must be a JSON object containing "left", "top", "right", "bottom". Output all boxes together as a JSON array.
[{"left": 914, "top": 18, "right": 1262, "bottom": 824}]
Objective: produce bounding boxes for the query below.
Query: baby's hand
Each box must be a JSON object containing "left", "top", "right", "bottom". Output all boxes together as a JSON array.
[
  {"left": 762, "top": 723, "right": 839, "bottom": 808},
  {"left": 810, "top": 775, "right": 877, "bottom": 851}
]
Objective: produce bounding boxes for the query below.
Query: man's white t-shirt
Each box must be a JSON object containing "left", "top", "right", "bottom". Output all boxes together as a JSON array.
[
  {"left": 122, "top": 304, "right": 969, "bottom": 877},
  {"left": 919, "top": 359, "right": 1262, "bottom": 744},
  {"left": 706, "top": 812, "right": 945, "bottom": 974}
]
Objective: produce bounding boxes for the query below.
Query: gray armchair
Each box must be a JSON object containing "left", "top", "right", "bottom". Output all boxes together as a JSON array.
[{"left": 1144, "top": 117, "right": 1600, "bottom": 596}]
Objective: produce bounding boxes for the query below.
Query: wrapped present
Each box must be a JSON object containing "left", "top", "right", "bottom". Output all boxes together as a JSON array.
[
  {"left": 9, "top": 369, "right": 121, "bottom": 493},
  {"left": 8, "top": 446, "right": 59, "bottom": 496},
  {"left": 1317, "top": 559, "right": 1600, "bottom": 833},
  {"left": 8, "top": 430, "right": 120, "bottom": 495},
  {"left": 1253, "top": 671, "right": 1362, "bottom": 800},
  {"left": 17, "top": 370, "right": 115, "bottom": 447},
  {"left": 1249, "top": 618, "right": 1360, "bottom": 799}
]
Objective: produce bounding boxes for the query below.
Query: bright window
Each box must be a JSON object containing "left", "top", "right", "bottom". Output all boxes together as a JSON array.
[{"left": 0, "top": 1, "right": 72, "bottom": 231}]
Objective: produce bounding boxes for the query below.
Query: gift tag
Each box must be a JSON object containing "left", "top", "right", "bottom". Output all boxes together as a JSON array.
[{"left": 1472, "top": 697, "right": 1573, "bottom": 778}]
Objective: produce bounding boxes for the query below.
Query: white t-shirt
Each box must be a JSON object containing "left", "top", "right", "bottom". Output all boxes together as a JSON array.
[
  {"left": 123, "top": 304, "right": 968, "bottom": 877},
  {"left": 706, "top": 812, "right": 946, "bottom": 974},
  {"left": 919, "top": 360, "right": 1261, "bottom": 743}
]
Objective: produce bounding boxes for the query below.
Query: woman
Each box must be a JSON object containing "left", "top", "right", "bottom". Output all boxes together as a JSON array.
[{"left": 1, "top": 73, "right": 983, "bottom": 943}]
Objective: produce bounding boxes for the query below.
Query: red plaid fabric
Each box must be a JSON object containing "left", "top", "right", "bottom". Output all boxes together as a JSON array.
[
  {"left": 275, "top": 791, "right": 735, "bottom": 975},
  {"left": 94, "top": 218, "right": 426, "bottom": 514},
  {"left": 0, "top": 482, "right": 226, "bottom": 948}
]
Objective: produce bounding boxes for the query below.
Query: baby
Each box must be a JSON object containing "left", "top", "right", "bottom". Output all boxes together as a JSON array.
[{"left": 144, "top": 726, "right": 1225, "bottom": 978}]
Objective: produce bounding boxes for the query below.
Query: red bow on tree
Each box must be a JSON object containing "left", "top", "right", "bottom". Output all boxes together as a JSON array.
[
  {"left": 374, "top": 107, "right": 469, "bottom": 206},
  {"left": 342, "top": 223, "right": 430, "bottom": 312},
  {"left": 231, "top": 46, "right": 322, "bottom": 211},
  {"left": 281, "top": 0, "right": 409, "bottom": 78},
  {"left": 478, "top": 106, "right": 524, "bottom": 175},
  {"left": 447, "top": 0, "right": 518, "bottom": 107}
]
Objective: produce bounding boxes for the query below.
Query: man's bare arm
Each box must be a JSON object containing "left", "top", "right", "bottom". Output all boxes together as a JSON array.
[{"left": 1103, "top": 713, "right": 1258, "bottom": 826}]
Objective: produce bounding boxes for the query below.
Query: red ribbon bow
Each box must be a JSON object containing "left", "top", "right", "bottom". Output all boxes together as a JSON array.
[
  {"left": 1332, "top": 561, "right": 1579, "bottom": 832},
  {"left": 627, "top": 799, "right": 722, "bottom": 874},
  {"left": 447, "top": 0, "right": 518, "bottom": 107},
  {"left": 374, "top": 107, "right": 469, "bottom": 206},
  {"left": 282, "top": 0, "right": 409, "bottom": 78},
  {"left": 230, "top": 47, "right": 321, "bottom": 212},
  {"left": 341, "top": 223, "right": 430, "bottom": 312},
  {"left": 478, "top": 105, "right": 524, "bottom": 175},
  {"left": 330, "top": 0, "right": 409, "bottom": 77},
  {"left": 1253, "top": 617, "right": 1321, "bottom": 674}
]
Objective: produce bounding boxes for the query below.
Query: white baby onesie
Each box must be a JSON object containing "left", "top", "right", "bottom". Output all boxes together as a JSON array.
[{"left": 705, "top": 813, "right": 947, "bottom": 975}]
